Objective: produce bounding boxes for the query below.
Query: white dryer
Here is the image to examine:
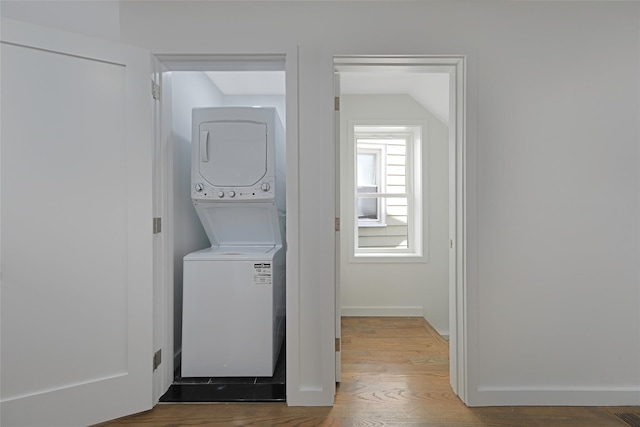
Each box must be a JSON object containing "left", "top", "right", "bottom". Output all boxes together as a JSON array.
[{"left": 181, "top": 107, "right": 285, "bottom": 378}]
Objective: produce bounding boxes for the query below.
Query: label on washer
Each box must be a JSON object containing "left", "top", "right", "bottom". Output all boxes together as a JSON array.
[{"left": 253, "top": 263, "right": 272, "bottom": 285}]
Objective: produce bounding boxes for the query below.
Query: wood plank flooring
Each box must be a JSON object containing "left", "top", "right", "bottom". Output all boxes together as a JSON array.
[{"left": 97, "top": 317, "right": 638, "bottom": 426}]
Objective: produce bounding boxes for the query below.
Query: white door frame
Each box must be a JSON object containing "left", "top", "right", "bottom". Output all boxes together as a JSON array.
[
  {"left": 150, "top": 52, "right": 300, "bottom": 403},
  {"left": 333, "top": 55, "right": 467, "bottom": 401},
  {"left": 151, "top": 56, "right": 175, "bottom": 402},
  {"left": 334, "top": 71, "right": 342, "bottom": 382}
]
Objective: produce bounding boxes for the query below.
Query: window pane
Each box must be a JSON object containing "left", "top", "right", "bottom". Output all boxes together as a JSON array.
[
  {"left": 357, "top": 152, "right": 377, "bottom": 186},
  {"left": 357, "top": 197, "right": 409, "bottom": 250},
  {"left": 356, "top": 190, "right": 378, "bottom": 220},
  {"left": 386, "top": 142, "right": 406, "bottom": 188}
]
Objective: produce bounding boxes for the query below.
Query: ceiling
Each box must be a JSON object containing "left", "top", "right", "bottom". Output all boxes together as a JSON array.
[
  {"left": 340, "top": 72, "right": 449, "bottom": 125},
  {"left": 205, "top": 71, "right": 286, "bottom": 95},
  {"left": 206, "top": 70, "right": 449, "bottom": 124}
]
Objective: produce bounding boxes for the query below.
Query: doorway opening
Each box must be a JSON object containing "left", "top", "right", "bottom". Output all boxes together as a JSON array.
[
  {"left": 334, "top": 56, "right": 466, "bottom": 398},
  {"left": 152, "top": 55, "right": 291, "bottom": 403}
]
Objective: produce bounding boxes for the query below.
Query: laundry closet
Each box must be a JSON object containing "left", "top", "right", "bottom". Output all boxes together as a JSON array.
[{"left": 162, "top": 68, "right": 287, "bottom": 402}]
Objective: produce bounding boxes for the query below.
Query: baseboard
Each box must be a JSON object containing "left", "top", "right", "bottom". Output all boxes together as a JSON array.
[
  {"left": 341, "top": 306, "right": 424, "bottom": 317},
  {"left": 286, "top": 388, "right": 334, "bottom": 406},
  {"left": 468, "top": 387, "right": 640, "bottom": 407}
]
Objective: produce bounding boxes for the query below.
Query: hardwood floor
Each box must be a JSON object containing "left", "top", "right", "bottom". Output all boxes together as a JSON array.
[{"left": 98, "top": 317, "right": 637, "bottom": 426}]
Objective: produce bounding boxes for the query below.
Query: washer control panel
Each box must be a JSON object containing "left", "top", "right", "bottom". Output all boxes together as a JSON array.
[{"left": 193, "top": 179, "right": 275, "bottom": 200}]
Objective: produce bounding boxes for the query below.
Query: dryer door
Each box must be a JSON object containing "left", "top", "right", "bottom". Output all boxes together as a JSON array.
[{"left": 199, "top": 120, "right": 267, "bottom": 187}]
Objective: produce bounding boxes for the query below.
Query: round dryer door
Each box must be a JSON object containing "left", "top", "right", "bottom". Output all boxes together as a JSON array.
[{"left": 199, "top": 120, "right": 267, "bottom": 187}]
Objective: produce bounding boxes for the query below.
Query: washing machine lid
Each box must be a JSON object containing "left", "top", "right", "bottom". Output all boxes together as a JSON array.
[
  {"left": 209, "top": 246, "right": 275, "bottom": 255},
  {"left": 194, "top": 201, "right": 284, "bottom": 247},
  {"left": 198, "top": 120, "right": 267, "bottom": 187},
  {"left": 184, "top": 245, "right": 280, "bottom": 261}
]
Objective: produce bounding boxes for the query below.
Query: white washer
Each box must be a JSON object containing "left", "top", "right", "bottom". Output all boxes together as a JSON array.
[
  {"left": 182, "top": 245, "right": 285, "bottom": 377},
  {"left": 181, "top": 107, "right": 286, "bottom": 377}
]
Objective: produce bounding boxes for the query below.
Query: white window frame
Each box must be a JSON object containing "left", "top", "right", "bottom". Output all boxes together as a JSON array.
[
  {"left": 348, "top": 122, "right": 425, "bottom": 262},
  {"left": 356, "top": 144, "right": 386, "bottom": 227}
]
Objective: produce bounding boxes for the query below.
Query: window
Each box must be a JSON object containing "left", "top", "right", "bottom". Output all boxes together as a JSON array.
[
  {"left": 357, "top": 146, "right": 384, "bottom": 225},
  {"left": 351, "top": 124, "right": 423, "bottom": 260}
]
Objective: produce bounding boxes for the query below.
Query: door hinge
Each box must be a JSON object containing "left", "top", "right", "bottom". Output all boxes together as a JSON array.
[
  {"left": 151, "top": 81, "right": 160, "bottom": 101},
  {"left": 153, "top": 349, "right": 162, "bottom": 371},
  {"left": 450, "top": 239, "right": 454, "bottom": 249},
  {"left": 335, "top": 217, "right": 340, "bottom": 232},
  {"left": 335, "top": 338, "right": 341, "bottom": 352},
  {"left": 334, "top": 96, "right": 340, "bottom": 111},
  {"left": 153, "top": 217, "right": 162, "bottom": 234}
]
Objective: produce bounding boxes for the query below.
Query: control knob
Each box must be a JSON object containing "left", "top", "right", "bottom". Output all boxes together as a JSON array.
[
  {"left": 194, "top": 183, "right": 204, "bottom": 192},
  {"left": 228, "top": 191, "right": 236, "bottom": 198},
  {"left": 261, "top": 182, "right": 271, "bottom": 192},
  {"left": 217, "top": 191, "right": 225, "bottom": 198}
]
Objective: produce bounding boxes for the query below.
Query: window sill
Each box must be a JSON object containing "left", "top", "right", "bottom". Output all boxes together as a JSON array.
[
  {"left": 357, "top": 222, "right": 387, "bottom": 228},
  {"left": 350, "top": 253, "right": 427, "bottom": 264}
]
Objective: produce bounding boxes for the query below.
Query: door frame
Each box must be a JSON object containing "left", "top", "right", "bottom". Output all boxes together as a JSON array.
[
  {"left": 333, "top": 55, "right": 467, "bottom": 401},
  {"left": 150, "top": 52, "right": 300, "bottom": 403}
]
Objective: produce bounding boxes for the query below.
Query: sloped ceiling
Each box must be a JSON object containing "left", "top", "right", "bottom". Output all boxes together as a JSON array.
[
  {"left": 206, "top": 70, "right": 449, "bottom": 124},
  {"left": 340, "top": 72, "right": 450, "bottom": 125},
  {"left": 205, "top": 71, "right": 286, "bottom": 95}
]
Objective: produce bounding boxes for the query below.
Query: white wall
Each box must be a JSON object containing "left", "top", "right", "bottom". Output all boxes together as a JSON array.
[
  {"left": 224, "top": 95, "right": 286, "bottom": 127},
  {"left": 470, "top": 5, "right": 640, "bottom": 404},
  {"left": 340, "top": 94, "right": 449, "bottom": 335},
  {"left": 0, "top": 1, "right": 120, "bottom": 40},
  {"left": 8, "top": 0, "right": 637, "bottom": 407},
  {"left": 120, "top": 1, "right": 640, "bottom": 406}
]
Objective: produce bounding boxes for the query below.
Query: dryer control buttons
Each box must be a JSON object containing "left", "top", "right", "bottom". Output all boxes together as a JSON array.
[
  {"left": 217, "top": 191, "right": 225, "bottom": 198},
  {"left": 194, "top": 183, "right": 204, "bottom": 192},
  {"left": 228, "top": 191, "right": 236, "bottom": 198},
  {"left": 261, "top": 182, "right": 271, "bottom": 192}
]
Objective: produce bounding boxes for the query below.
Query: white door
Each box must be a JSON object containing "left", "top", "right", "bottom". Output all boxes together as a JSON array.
[{"left": 1, "top": 19, "right": 154, "bottom": 427}]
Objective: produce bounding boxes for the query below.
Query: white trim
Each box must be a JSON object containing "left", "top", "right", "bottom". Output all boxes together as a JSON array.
[
  {"left": 470, "top": 388, "right": 640, "bottom": 407},
  {"left": 153, "top": 54, "right": 286, "bottom": 72},
  {"left": 334, "top": 71, "right": 342, "bottom": 384},
  {"left": 151, "top": 59, "right": 178, "bottom": 405},
  {"left": 151, "top": 56, "right": 170, "bottom": 404},
  {"left": 284, "top": 46, "right": 307, "bottom": 406},
  {"left": 152, "top": 50, "right": 302, "bottom": 405},
  {"left": 347, "top": 121, "right": 425, "bottom": 261},
  {"left": 450, "top": 56, "right": 467, "bottom": 403},
  {"left": 335, "top": 55, "right": 467, "bottom": 404},
  {"left": 349, "top": 253, "right": 428, "bottom": 263},
  {"left": 341, "top": 306, "right": 424, "bottom": 317}
]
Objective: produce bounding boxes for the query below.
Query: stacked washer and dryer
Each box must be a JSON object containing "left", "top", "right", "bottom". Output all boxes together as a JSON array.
[{"left": 181, "top": 107, "right": 286, "bottom": 378}]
